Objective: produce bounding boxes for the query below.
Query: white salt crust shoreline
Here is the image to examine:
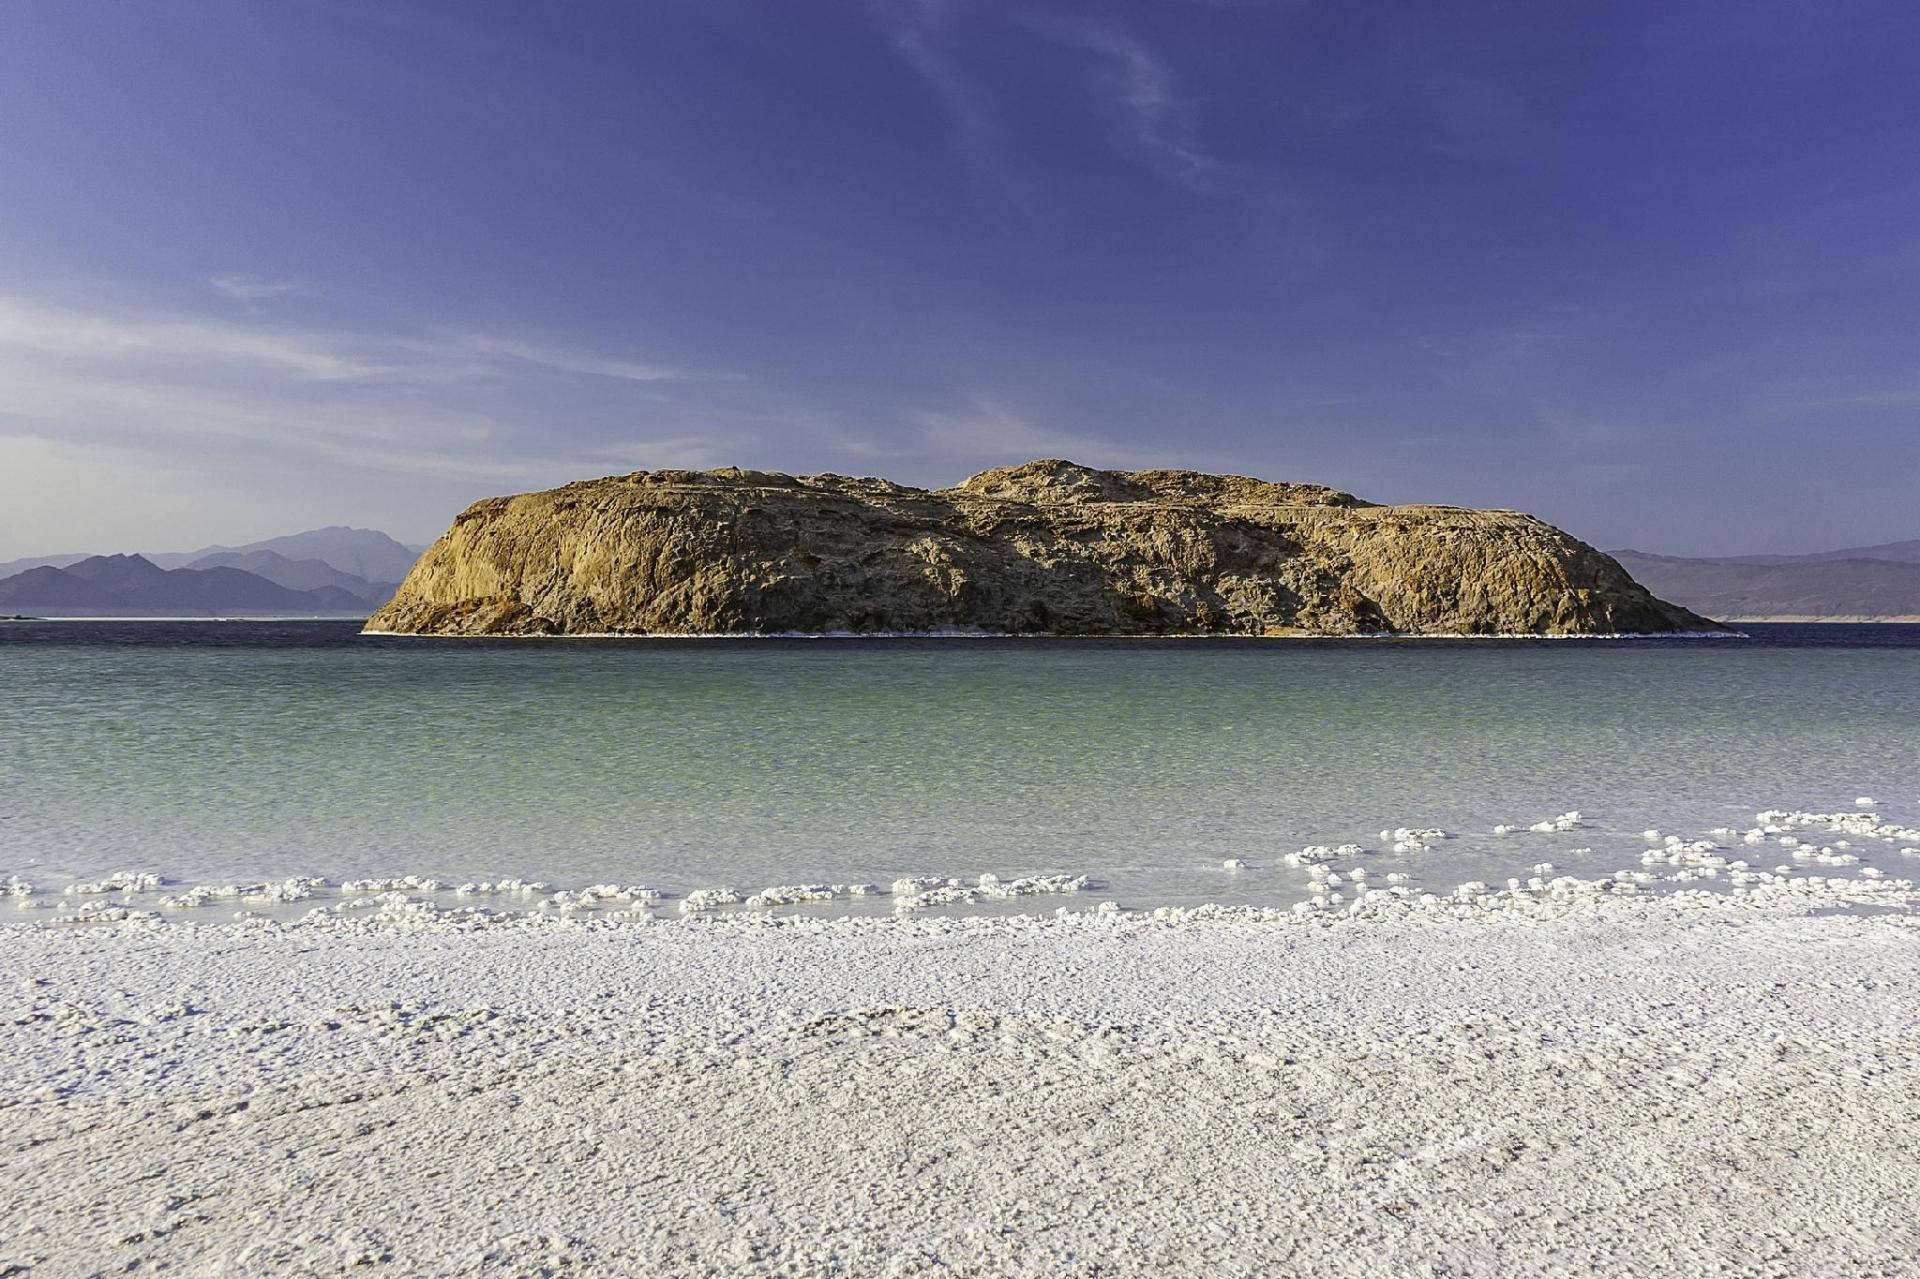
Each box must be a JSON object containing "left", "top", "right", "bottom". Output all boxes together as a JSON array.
[{"left": 4, "top": 896, "right": 1919, "bottom": 1277}]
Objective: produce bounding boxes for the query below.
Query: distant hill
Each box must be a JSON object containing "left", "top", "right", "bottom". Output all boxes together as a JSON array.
[
  {"left": 0, "top": 554, "right": 375, "bottom": 617},
  {"left": 0, "top": 565, "right": 117, "bottom": 608},
  {"left": 182, "top": 549, "right": 399, "bottom": 605},
  {"left": 1612, "top": 550, "right": 1920, "bottom": 620},
  {"left": 0, "top": 526, "right": 422, "bottom": 587},
  {"left": 1713, "top": 538, "right": 1920, "bottom": 568},
  {"left": 148, "top": 527, "right": 422, "bottom": 583},
  {"left": 0, "top": 552, "right": 88, "bottom": 579}
]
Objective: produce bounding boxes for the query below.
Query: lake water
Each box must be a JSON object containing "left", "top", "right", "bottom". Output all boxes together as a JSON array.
[{"left": 2, "top": 620, "right": 1916, "bottom": 914}]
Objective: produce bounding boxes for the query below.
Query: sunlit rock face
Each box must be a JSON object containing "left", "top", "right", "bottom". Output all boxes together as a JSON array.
[{"left": 366, "top": 458, "right": 1717, "bottom": 637}]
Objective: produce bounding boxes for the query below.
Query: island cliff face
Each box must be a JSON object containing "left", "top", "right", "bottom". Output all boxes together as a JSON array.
[{"left": 366, "top": 460, "right": 1717, "bottom": 636}]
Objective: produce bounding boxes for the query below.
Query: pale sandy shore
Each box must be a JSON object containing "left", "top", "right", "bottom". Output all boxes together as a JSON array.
[{"left": 4, "top": 902, "right": 1919, "bottom": 1277}]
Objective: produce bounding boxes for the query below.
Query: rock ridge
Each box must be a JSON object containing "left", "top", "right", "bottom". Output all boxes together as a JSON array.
[{"left": 366, "top": 459, "right": 1717, "bottom": 636}]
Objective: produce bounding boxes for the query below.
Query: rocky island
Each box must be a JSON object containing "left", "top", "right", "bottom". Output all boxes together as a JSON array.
[{"left": 367, "top": 459, "right": 1715, "bottom": 636}]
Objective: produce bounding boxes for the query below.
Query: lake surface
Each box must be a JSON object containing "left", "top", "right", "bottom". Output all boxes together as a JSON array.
[{"left": 2, "top": 620, "right": 1916, "bottom": 912}]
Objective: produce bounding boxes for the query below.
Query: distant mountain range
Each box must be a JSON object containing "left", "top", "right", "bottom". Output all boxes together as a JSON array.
[
  {"left": 1708, "top": 538, "right": 1920, "bottom": 567},
  {"left": 0, "top": 528, "right": 424, "bottom": 617},
  {"left": 0, "top": 527, "right": 424, "bottom": 583},
  {"left": 1611, "top": 539, "right": 1920, "bottom": 620}
]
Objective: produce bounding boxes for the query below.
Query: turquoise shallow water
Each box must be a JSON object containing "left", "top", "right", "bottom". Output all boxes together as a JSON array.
[{"left": 2, "top": 621, "right": 1917, "bottom": 909}]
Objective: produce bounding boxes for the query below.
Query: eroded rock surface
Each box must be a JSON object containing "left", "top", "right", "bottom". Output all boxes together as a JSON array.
[{"left": 367, "top": 459, "right": 1714, "bottom": 636}]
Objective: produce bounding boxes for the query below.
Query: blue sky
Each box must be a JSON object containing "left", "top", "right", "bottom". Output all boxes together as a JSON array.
[{"left": 1, "top": 0, "right": 1915, "bottom": 556}]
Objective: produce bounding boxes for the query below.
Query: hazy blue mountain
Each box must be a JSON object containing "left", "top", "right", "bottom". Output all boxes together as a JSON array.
[
  {"left": 1612, "top": 551, "right": 1920, "bottom": 619},
  {"left": 0, "top": 553, "right": 89, "bottom": 579},
  {"left": 3, "top": 526, "right": 422, "bottom": 585},
  {"left": 63, "top": 552, "right": 174, "bottom": 594},
  {"left": 0, "top": 554, "right": 373, "bottom": 616},
  {"left": 1716, "top": 539, "right": 1920, "bottom": 567},
  {"left": 184, "top": 549, "right": 398, "bottom": 604},
  {"left": 148, "top": 527, "right": 420, "bottom": 582},
  {"left": 0, "top": 565, "right": 118, "bottom": 609}
]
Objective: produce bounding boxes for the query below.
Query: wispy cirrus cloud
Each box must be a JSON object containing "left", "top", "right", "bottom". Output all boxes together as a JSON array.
[
  {"left": 1035, "top": 19, "right": 1236, "bottom": 195},
  {"left": 0, "top": 295, "right": 717, "bottom": 388},
  {"left": 208, "top": 273, "right": 304, "bottom": 301},
  {"left": 870, "top": 0, "right": 1029, "bottom": 207},
  {"left": 0, "top": 292, "right": 741, "bottom": 495},
  {"left": 0, "top": 296, "right": 378, "bottom": 380},
  {"left": 446, "top": 334, "right": 708, "bottom": 384},
  {"left": 875, "top": 4, "right": 1234, "bottom": 201}
]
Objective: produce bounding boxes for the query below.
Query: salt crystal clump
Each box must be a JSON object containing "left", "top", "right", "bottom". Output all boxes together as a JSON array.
[
  {"left": 1856, "top": 797, "right": 1878, "bottom": 807},
  {"left": 1528, "top": 811, "right": 1583, "bottom": 833},
  {"left": 985, "top": 874, "right": 1087, "bottom": 897},
  {"left": 892, "top": 877, "right": 959, "bottom": 896},
  {"left": 52, "top": 899, "right": 161, "bottom": 925},
  {"left": 160, "top": 877, "right": 326, "bottom": 909},
  {"left": 1760, "top": 809, "right": 1920, "bottom": 846},
  {"left": 679, "top": 888, "right": 744, "bottom": 913},
  {"left": 309, "top": 891, "right": 509, "bottom": 930},
  {"left": 745, "top": 884, "right": 840, "bottom": 907},
  {"left": 895, "top": 883, "right": 976, "bottom": 909},
  {"left": 342, "top": 875, "right": 442, "bottom": 893},
  {"left": 1221, "top": 859, "right": 1248, "bottom": 870},
  {"left": 5, "top": 877, "right": 35, "bottom": 899},
  {"left": 891, "top": 873, "right": 1089, "bottom": 910},
  {"left": 454, "top": 879, "right": 549, "bottom": 896},
  {"left": 1790, "top": 846, "right": 1859, "bottom": 868},
  {"left": 544, "top": 885, "right": 661, "bottom": 912},
  {"left": 576, "top": 884, "right": 660, "bottom": 902},
  {"left": 65, "top": 871, "right": 163, "bottom": 895},
  {"left": 1642, "top": 838, "right": 1727, "bottom": 869}
]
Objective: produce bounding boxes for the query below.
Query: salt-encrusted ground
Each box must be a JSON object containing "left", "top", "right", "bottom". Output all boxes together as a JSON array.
[{"left": 4, "top": 901, "right": 1919, "bottom": 1277}]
